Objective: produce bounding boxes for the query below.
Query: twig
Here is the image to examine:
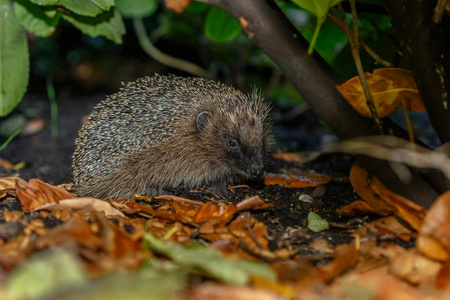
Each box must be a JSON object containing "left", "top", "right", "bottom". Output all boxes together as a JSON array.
[
  {"left": 46, "top": 74, "right": 58, "bottom": 138},
  {"left": 327, "top": 13, "right": 392, "bottom": 67},
  {"left": 132, "top": 18, "right": 213, "bottom": 79},
  {"left": 401, "top": 98, "right": 415, "bottom": 143},
  {"left": 433, "top": 0, "right": 448, "bottom": 23},
  {"left": 337, "top": 2, "right": 383, "bottom": 134}
]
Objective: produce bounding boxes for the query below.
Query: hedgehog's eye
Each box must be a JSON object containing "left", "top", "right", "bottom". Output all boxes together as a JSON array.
[{"left": 228, "top": 140, "right": 238, "bottom": 149}]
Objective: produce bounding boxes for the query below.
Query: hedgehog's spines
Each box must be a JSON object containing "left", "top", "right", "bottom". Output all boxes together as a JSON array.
[{"left": 72, "top": 75, "right": 273, "bottom": 199}]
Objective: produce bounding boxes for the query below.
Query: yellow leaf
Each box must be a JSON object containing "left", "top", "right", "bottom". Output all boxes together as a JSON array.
[{"left": 336, "top": 68, "right": 425, "bottom": 118}]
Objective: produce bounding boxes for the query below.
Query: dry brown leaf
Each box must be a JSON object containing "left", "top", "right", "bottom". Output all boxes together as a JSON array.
[
  {"left": 0, "top": 177, "right": 26, "bottom": 192},
  {"left": 319, "top": 244, "right": 359, "bottom": 281},
  {"left": 0, "top": 159, "right": 16, "bottom": 171},
  {"left": 350, "top": 162, "right": 426, "bottom": 231},
  {"left": 336, "top": 68, "right": 425, "bottom": 118},
  {"left": 337, "top": 200, "right": 391, "bottom": 216},
  {"left": 194, "top": 202, "right": 237, "bottom": 225},
  {"left": 236, "top": 196, "right": 273, "bottom": 211},
  {"left": 379, "top": 244, "right": 441, "bottom": 286},
  {"left": 417, "top": 190, "right": 450, "bottom": 261},
  {"left": 22, "top": 118, "right": 45, "bottom": 135},
  {"left": 309, "top": 237, "right": 333, "bottom": 253},
  {"left": 437, "top": 259, "right": 450, "bottom": 289},
  {"left": 164, "top": 0, "right": 193, "bottom": 13},
  {"left": 16, "top": 178, "right": 76, "bottom": 212},
  {"left": 272, "top": 152, "right": 319, "bottom": 164},
  {"left": 33, "top": 198, "right": 126, "bottom": 217},
  {"left": 264, "top": 173, "right": 332, "bottom": 188},
  {"left": 192, "top": 283, "right": 281, "bottom": 300}
]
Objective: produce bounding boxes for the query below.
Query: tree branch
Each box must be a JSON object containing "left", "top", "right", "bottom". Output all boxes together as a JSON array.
[
  {"left": 383, "top": 0, "right": 450, "bottom": 144},
  {"left": 203, "top": 0, "right": 441, "bottom": 208}
]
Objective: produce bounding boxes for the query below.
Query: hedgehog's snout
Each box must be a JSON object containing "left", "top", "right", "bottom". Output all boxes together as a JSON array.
[{"left": 250, "top": 167, "right": 263, "bottom": 179}]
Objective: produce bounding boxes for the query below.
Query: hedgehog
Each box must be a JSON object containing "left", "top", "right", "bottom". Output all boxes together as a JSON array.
[{"left": 72, "top": 74, "right": 273, "bottom": 199}]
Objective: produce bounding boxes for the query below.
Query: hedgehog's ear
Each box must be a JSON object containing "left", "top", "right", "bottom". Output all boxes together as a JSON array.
[{"left": 196, "top": 111, "right": 211, "bottom": 132}]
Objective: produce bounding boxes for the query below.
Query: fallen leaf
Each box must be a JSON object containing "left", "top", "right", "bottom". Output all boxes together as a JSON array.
[
  {"left": 16, "top": 179, "right": 76, "bottom": 212},
  {"left": 192, "top": 282, "right": 282, "bottom": 300},
  {"left": 144, "top": 233, "right": 277, "bottom": 286},
  {"left": 236, "top": 196, "right": 272, "bottom": 211},
  {"left": 437, "top": 259, "right": 450, "bottom": 289},
  {"left": 164, "top": 0, "right": 193, "bottom": 13},
  {"left": 272, "top": 152, "right": 318, "bottom": 163},
  {"left": 2, "top": 248, "right": 88, "bottom": 300},
  {"left": 336, "top": 68, "right": 425, "bottom": 118},
  {"left": 0, "top": 159, "right": 16, "bottom": 171},
  {"left": 417, "top": 190, "right": 450, "bottom": 261},
  {"left": 307, "top": 212, "right": 329, "bottom": 232},
  {"left": 380, "top": 244, "right": 441, "bottom": 286},
  {"left": 22, "top": 119, "right": 45, "bottom": 135},
  {"left": 0, "top": 177, "right": 26, "bottom": 193},
  {"left": 349, "top": 162, "right": 425, "bottom": 231},
  {"left": 337, "top": 200, "right": 390, "bottom": 216},
  {"left": 319, "top": 244, "right": 359, "bottom": 281},
  {"left": 34, "top": 198, "right": 126, "bottom": 217},
  {"left": 264, "top": 173, "right": 332, "bottom": 188}
]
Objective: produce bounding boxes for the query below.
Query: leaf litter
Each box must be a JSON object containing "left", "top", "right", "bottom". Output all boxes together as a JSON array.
[{"left": 0, "top": 152, "right": 450, "bottom": 299}]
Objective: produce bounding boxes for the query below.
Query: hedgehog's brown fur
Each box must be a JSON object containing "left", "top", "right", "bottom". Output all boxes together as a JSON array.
[{"left": 72, "top": 74, "right": 273, "bottom": 199}]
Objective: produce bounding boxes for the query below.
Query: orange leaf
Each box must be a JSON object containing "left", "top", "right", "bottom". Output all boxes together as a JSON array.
[
  {"left": 349, "top": 162, "right": 426, "bottom": 230},
  {"left": 417, "top": 190, "right": 450, "bottom": 261},
  {"left": 319, "top": 244, "right": 359, "bottom": 281},
  {"left": 336, "top": 68, "right": 425, "bottom": 118},
  {"left": 264, "top": 173, "right": 332, "bottom": 188},
  {"left": 34, "top": 198, "right": 126, "bottom": 217},
  {"left": 437, "top": 259, "right": 450, "bottom": 289},
  {"left": 16, "top": 179, "right": 76, "bottom": 212},
  {"left": 164, "top": 0, "right": 193, "bottom": 13},
  {"left": 337, "top": 200, "right": 391, "bottom": 216},
  {"left": 0, "top": 177, "right": 26, "bottom": 191},
  {"left": 236, "top": 195, "right": 273, "bottom": 211}
]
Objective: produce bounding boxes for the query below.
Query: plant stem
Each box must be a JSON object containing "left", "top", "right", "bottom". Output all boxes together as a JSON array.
[
  {"left": 327, "top": 13, "right": 392, "bottom": 67},
  {"left": 337, "top": 3, "right": 383, "bottom": 134},
  {"left": 307, "top": 17, "right": 322, "bottom": 55},
  {"left": 46, "top": 74, "right": 58, "bottom": 138},
  {"left": 133, "top": 18, "right": 213, "bottom": 79},
  {"left": 0, "top": 129, "right": 21, "bottom": 152}
]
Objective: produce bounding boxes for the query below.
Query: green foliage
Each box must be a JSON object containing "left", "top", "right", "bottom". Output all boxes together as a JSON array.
[
  {"left": 14, "top": 0, "right": 61, "bottom": 37},
  {"left": 0, "top": 0, "right": 30, "bottom": 116},
  {"left": 205, "top": 6, "right": 242, "bottom": 43},
  {"left": 0, "top": 129, "right": 22, "bottom": 152},
  {"left": 144, "top": 233, "right": 277, "bottom": 286},
  {"left": 115, "top": 0, "right": 159, "bottom": 18},
  {"left": 61, "top": 8, "right": 125, "bottom": 43},
  {"left": 3, "top": 249, "right": 87, "bottom": 299},
  {"left": 1, "top": 0, "right": 125, "bottom": 116},
  {"left": 3, "top": 248, "right": 186, "bottom": 300},
  {"left": 291, "top": 0, "right": 343, "bottom": 54}
]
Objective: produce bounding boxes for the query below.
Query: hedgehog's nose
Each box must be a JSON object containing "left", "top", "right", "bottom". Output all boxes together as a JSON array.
[{"left": 250, "top": 168, "right": 263, "bottom": 179}]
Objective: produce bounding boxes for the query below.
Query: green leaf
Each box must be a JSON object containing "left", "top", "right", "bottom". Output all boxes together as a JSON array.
[
  {"left": 30, "top": 0, "right": 114, "bottom": 17},
  {"left": 144, "top": 233, "right": 277, "bottom": 286},
  {"left": 291, "top": 0, "right": 344, "bottom": 54},
  {"left": 307, "top": 212, "right": 329, "bottom": 232},
  {"left": 29, "top": 0, "right": 59, "bottom": 5},
  {"left": 14, "top": 0, "right": 61, "bottom": 37},
  {"left": 3, "top": 249, "right": 88, "bottom": 300},
  {"left": 0, "top": 0, "right": 30, "bottom": 116},
  {"left": 205, "top": 6, "right": 241, "bottom": 43},
  {"left": 60, "top": 0, "right": 114, "bottom": 17},
  {"left": 62, "top": 8, "right": 125, "bottom": 44},
  {"left": 116, "top": 0, "right": 158, "bottom": 18},
  {"left": 291, "top": 0, "right": 343, "bottom": 18}
]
